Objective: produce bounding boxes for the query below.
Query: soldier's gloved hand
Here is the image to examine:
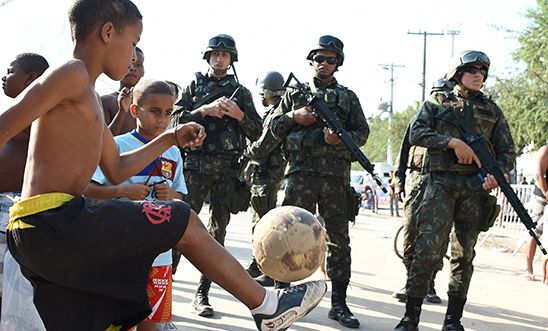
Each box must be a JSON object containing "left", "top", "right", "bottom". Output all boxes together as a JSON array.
[
  {"left": 292, "top": 106, "right": 316, "bottom": 126},
  {"left": 448, "top": 137, "right": 482, "bottom": 167}
]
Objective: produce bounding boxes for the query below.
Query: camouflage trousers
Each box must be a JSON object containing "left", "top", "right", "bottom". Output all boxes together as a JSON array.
[
  {"left": 402, "top": 171, "right": 445, "bottom": 274},
  {"left": 183, "top": 170, "right": 232, "bottom": 246},
  {"left": 250, "top": 178, "right": 284, "bottom": 231},
  {"left": 407, "top": 180, "right": 483, "bottom": 298},
  {"left": 283, "top": 172, "right": 351, "bottom": 282}
]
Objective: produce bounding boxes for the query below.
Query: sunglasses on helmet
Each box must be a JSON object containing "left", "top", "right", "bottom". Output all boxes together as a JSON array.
[
  {"left": 461, "top": 51, "right": 490, "bottom": 67},
  {"left": 313, "top": 55, "right": 338, "bottom": 65},
  {"left": 461, "top": 66, "right": 488, "bottom": 76},
  {"left": 208, "top": 36, "right": 236, "bottom": 49},
  {"left": 318, "top": 35, "right": 344, "bottom": 52}
]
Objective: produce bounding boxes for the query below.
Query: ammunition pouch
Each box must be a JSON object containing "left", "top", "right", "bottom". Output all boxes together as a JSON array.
[
  {"left": 345, "top": 186, "right": 362, "bottom": 222},
  {"left": 477, "top": 194, "right": 500, "bottom": 232},
  {"left": 250, "top": 183, "right": 277, "bottom": 217},
  {"left": 224, "top": 177, "right": 251, "bottom": 214},
  {"left": 407, "top": 145, "right": 426, "bottom": 171}
]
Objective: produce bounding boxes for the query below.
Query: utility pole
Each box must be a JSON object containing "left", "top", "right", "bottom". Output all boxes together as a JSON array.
[
  {"left": 379, "top": 63, "right": 404, "bottom": 165},
  {"left": 446, "top": 30, "right": 461, "bottom": 57},
  {"left": 408, "top": 30, "right": 444, "bottom": 102}
]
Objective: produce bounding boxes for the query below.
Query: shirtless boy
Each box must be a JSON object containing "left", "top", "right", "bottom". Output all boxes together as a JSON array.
[
  {"left": 101, "top": 46, "right": 145, "bottom": 135},
  {"left": 0, "top": 1, "right": 325, "bottom": 330},
  {"left": 0, "top": 52, "right": 48, "bottom": 329}
]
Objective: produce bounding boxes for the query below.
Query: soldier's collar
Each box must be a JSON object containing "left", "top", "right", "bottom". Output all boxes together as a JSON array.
[{"left": 313, "top": 76, "right": 338, "bottom": 89}]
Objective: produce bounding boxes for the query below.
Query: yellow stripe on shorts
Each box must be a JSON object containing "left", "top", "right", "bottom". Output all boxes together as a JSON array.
[{"left": 7, "top": 192, "right": 75, "bottom": 231}]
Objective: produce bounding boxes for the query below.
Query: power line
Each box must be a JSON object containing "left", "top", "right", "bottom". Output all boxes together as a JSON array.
[{"left": 408, "top": 30, "right": 444, "bottom": 102}]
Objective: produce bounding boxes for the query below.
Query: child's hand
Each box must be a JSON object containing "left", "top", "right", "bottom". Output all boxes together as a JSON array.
[
  {"left": 120, "top": 183, "right": 150, "bottom": 200},
  {"left": 153, "top": 183, "right": 178, "bottom": 200},
  {"left": 117, "top": 87, "right": 133, "bottom": 114},
  {"left": 173, "top": 122, "right": 206, "bottom": 148}
]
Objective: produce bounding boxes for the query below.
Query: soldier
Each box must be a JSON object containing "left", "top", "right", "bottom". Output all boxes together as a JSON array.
[
  {"left": 395, "top": 50, "right": 516, "bottom": 331},
  {"left": 392, "top": 80, "right": 456, "bottom": 305},
  {"left": 171, "top": 34, "right": 262, "bottom": 318},
  {"left": 270, "top": 35, "right": 369, "bottom": 329},
  {"left": 244, "top": 71, "right": 287, "bottom": 287}
]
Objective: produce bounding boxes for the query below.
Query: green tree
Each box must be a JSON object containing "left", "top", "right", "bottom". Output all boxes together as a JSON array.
[
  {"left": 487, "top": 0, "right": 547, "bottom": 153},
  {"left": 353, "top": 103, "right": 419, "bottom": 170}
]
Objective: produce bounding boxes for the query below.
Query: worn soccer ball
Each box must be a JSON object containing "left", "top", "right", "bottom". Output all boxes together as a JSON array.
[{"left": 252, "top": 206, "right": 326, "bottom": 282}]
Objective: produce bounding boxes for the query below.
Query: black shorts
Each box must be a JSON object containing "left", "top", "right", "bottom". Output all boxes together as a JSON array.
[{"left": 7, "top": 196, "right": 190, "bottom": 331}]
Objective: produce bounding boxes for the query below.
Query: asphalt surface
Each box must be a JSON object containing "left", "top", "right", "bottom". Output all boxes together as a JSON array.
[{"left": 169, "top": 205, "right": 548, "bottom": 331}]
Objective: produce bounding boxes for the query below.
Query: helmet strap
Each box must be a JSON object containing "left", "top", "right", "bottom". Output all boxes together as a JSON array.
[{"left": 456, "top": 83, "right": 481, "bottom": 99}]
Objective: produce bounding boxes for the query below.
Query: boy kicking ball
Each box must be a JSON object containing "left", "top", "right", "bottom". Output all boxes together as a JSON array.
[{"left": 0, "top": 1, "right": 325, "bottom": 330}]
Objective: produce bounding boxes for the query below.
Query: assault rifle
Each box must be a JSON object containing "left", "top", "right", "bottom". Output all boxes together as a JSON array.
[
  {"left": 435, "top": 97, "right": 547, "bottom": 255},
  {"left": 283, "top": 73, "right": 386, "bottom": 192}
]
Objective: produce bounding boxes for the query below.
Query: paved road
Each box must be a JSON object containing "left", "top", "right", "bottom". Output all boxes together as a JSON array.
[{"left": 170, "top": 206, "right": 548, "bottom": 330}]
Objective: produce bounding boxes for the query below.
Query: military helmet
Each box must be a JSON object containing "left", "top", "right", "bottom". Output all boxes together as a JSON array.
[
  {"left": 306, "top": 35, "right": 344, "bottom": 66},
  {"left": 445, "top": 50, "right": 490, "bottom": 82},
  {"left": 202, "top": 34, "right": 238, "bottom": 62},
  {"left": 256, "top": 71, "right": 285, "bottom": 98}
]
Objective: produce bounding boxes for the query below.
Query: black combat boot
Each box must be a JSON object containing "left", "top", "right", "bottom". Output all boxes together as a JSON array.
[
  {"left": 254, "top": 274, "right": 275, "bottom": 287},
  {"left": 192, "top": 275, "right": 214, "bottom": 317},
  {"left": 425, "top": 270, "right": 441, "bottom": 303},
  {"left": 246, "top": 257, "right": 262, "bottom": 278},
  {"left": 328, "top": 280, "right": 360, "bottom": 328},
  {"left": 441, "top": 295, "right": 466, "bottom": 331},
  {"left": 394, "top": 296, "right": 422, "bottom": 331}
]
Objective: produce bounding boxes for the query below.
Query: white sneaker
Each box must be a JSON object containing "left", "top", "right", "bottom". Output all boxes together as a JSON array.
[
  {"left": 252, "top": 280, "right": 327, "bottom": 331},
  {"left": 156, "top": 321, "right": 179, "bottom": 331}
]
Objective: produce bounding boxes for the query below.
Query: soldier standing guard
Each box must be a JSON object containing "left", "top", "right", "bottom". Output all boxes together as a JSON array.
[
  {"left": 269, "top": 35, "right": 369, "bottom": 329},
  {"left": 244, "top": 71, "right": 288, "bottom": 287},
  {"left": 171, "top": 34, "right": 262, "bottom": 318},
  {"left": 395, "top": 50, "right": 516, "bottom": 331}
]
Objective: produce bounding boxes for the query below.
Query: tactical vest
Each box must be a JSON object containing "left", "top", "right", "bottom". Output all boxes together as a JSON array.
[
  {"left": 407, "top": 145, "right": 427, "bottom": 172},
  {"left": 188, "top": 73, "right": 245, "bottom": 155},
  {"left": 428, "top": 92, "right": 499, "bottom": 174},
  {"left": 283, "top": 83, "right": 352, "bottom": 162}
]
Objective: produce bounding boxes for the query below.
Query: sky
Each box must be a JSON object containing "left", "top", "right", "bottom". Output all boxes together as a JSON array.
[{"left": 0, "top": 0, "right": 537, "bottom": 117}]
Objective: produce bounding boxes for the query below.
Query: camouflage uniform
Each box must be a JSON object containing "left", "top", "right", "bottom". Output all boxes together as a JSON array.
[
  {"left": 171, "top": 73, "right": 261, "bottom": 245},
  {"left": 245, "top": 102, "right": 287, "bottom": 227},
  {"left": 407, "top": 90, "right": 515, "bottom": 300},
  {"left": 395, "top": 124, "right": 445, "bottom": 291},
  {"left": 270, "top": 77, "right": 369, "bottom": 283}
]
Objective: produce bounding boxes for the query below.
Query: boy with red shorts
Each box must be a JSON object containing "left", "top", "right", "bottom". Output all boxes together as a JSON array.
[{"left": 86, "top": 79, "right": 185, "bottom": 330}]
